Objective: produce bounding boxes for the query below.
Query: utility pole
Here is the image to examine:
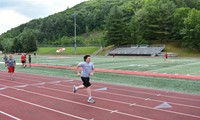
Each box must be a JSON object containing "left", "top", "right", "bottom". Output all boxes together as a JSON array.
[{"left": 72, "top": 13, "right": 78, "bottom": 55}]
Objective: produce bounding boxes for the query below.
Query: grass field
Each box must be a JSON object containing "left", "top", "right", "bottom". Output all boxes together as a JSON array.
[
  {"left": 37, "top": 47, "right": 100, "bottom": 55},
  {"left": 1, "top": 54, "right": 200, "bottom": 94}
]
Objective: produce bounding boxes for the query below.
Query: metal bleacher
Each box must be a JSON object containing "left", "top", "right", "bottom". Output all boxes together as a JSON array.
[{"left": 108, "top": 45, "right": 165, "bottom": 56}]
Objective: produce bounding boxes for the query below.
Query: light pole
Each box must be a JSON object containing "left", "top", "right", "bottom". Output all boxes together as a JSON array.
[{"left": 72, "top": 13, "right": 78, "bottom": 55}]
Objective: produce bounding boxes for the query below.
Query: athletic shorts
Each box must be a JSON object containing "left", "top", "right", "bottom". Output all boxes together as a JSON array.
[
  {"left": 21, "top": 60, "right": 26, "bottom": 63},
  {"left": 81, "top": 77, "right": 91, "bottom": 87},
  {"left": 8, "top": 67, "right": 15, "bottom": 73}
]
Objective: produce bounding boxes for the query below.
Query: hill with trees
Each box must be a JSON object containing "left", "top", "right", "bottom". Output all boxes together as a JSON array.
[{"left": 0, "top": 0, "right": 200, "bottom": 53}]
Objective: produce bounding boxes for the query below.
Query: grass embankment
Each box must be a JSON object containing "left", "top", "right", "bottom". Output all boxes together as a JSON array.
[
  {"left": 37, "top": 47, "right": 100, "bottom": 55},
  {"left": 152, "top": 40, "right": 200, "bottom": 57}
]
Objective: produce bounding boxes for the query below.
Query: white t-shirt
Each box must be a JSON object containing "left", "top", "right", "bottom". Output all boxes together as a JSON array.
[{"left": 78, "top": 62, "right": 94, "bottom": 77}]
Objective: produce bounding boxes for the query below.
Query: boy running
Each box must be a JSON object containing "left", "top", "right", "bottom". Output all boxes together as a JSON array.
[
  {"left": 6, "top": 54, "right": 16, "bottom": 80},
  {"left": 73, "top": 55, "right": 95, "bottom": 103}
]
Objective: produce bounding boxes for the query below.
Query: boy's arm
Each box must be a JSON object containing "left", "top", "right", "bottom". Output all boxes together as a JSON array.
[
  {"left": 14, "top": 61, "right": 16, "bottom": 67},
  {"left": 76, "top": 64, "right": 81, "bottom": 76},
  {"left": 6, "top": 62, "right": 8, "bottom": 67},
  {"left": 90, "top": 64, "right": 95, "bottom": 76},
  {"left": 90, "top": 68, "right": 94, "bottom": 76}
]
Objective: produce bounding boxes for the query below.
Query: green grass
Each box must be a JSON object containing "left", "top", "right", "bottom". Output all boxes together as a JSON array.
[
  {"left": 37, "top": 47, "right": 100, "bottom": 55},
  {"left": 1, "top": 64, "right": 199, "bottom": 94},
  {"left": 152, "top": 40, "right": 200, "bottom": 57},
  {"left": 0, "top": 55, "right": 200, "bottom": 94}
]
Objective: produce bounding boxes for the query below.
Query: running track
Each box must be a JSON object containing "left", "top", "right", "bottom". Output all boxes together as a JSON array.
[{"left": 0, "top": 70, "right": 200, "bottom": 120}]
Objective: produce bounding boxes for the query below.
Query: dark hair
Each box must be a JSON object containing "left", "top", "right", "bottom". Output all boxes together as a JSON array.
[{"left": 83, "top": 55, "right": 90, "bottom": 61}]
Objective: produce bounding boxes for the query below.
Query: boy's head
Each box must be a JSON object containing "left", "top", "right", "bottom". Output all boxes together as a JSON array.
[
  {"left": 9, "top": 54, "right": 13, "bottom": 59},
  {"left": 83, "top": 55, "right": 91, "bottom": 62}
]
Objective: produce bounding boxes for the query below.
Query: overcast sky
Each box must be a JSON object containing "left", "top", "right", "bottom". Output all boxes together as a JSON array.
[{"left": 0, "top": 0, "right": 88, "bottom": 35}]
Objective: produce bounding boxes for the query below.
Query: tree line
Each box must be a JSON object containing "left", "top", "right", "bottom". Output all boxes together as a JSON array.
[{"left": 0, "top": 0, "right": 200, "bottom": 53}]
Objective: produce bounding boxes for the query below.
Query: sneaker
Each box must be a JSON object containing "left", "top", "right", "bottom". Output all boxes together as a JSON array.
[
  {"left": 73, "top": 85, "right": 77, "bottom": 93},
  {"left": 10, "top": 77, "right": 14, "bottom": 80},
  {"left": 87, "top": 98, "right": 95, "bottom": 103}
]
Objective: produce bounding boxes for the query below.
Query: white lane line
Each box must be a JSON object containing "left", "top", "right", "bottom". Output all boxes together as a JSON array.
[
  {"left": 60, "top": 85, "right": 200, "bottom": 119},
  {"left": 1, "top": 77, "right": 199, "bottom": 110},
  {"left": 110, "top": 110, "right": 118, "bottom": 113},
  {"left": 94, "top": 84, "right": 200, "bottom": 102},
  {"left": 22, "top": 85, "right": 200, "bottom": 119},
  {"left": 0, "top": 87, "right": 7, "bottom": 90},
  {"left": 1, "top": 74, "right": 200, "bottom": 118},
  {"left": 48, "top": 81, "right": 61, "bottom": 84},
  {"left": 90, "top": 85, "right": 200, "bottom": 108},
  {"left": 2, "top": 88, "right": 152, "bottom": 120},
  {"left": 0, "top": 111, "right": 21, "bottom": 120},
  {"left": 31, "top": 82, "right": 46, "bottom": 86},
  {"left": 0, "top": 94, "right": 88, "bottom": 120},
  {"left": 15, "top": 85, "right": 28, "bottom": 88},
  {"left": 93, "top": 87, "right": 200, "bottom": 109},
  {"left": 129, "top": 103, "right": 137, "bottom": 106}
]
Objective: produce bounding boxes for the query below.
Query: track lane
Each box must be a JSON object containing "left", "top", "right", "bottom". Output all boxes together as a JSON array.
[
  {"left": 1, "top": 88, "right": 148, "bottom": 120},
  {"left": 1, "top": 71, "right": 200, "bottom": 120}
]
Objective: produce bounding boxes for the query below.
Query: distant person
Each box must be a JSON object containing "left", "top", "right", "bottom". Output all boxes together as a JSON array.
[
  {"left": 73, "top": 55, "right": 95, "bottom": 103},
  {"left": 164, "top": 52, "right": 168, "bottom": 61},
  {"left": 3, "top": 54, "right": 8, "bottom": 67},
  {"left": 6, "top": 54, "right": 16, "bottom": 80},
  {"left": 21, "top": 54, "right": 27, "bottom": 67},
  {"left": 34, "top": 52, "right": 36, "bottom": 57},
  {"left": 113, "top": 54, "right": 115, "bottom": 58},
  {"left": 28, "top": 54, "right": 31, "bottom": 67}
]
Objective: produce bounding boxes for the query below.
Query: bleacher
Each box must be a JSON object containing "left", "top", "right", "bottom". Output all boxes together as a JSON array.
[{"left": 108, "top": 45, "right": 165, "bottom": 56}]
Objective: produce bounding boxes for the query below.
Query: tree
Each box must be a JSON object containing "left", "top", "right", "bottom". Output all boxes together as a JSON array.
[
  {"left": 17, "top": 29, "right": 37, "bottom": 52},
  {"left": 171, "top": 0, "right": 200, "bottom": 9},
  {"left": 172, "top": 7, "right": 190, "bottom": 40},
  {"left": 131, "top": 0, "right": 176, "bottom": 42},
  {"left": 11, "top": 38, "right": 23, "bottom": 53},
  {"left": 105, "top": 6, "right": 126, "bottom": 46},
  {"left": 130, "top": 15, "right": 148, "bottom": 45},
  {"left": 181, "top": 9, "right": 200, "bottom": 51}
]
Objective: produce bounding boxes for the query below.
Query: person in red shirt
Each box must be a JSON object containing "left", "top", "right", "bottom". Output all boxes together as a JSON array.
[
  {"left": 21, "top": 54, "right": 27, "bottom": 67},
  {"left": 164, "top": 52, "right": 168, "bottom": 61}
]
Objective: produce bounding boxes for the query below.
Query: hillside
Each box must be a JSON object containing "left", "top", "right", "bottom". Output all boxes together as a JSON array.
[{"left": 0, "top": 0, "right": 200, "bottom": 54}]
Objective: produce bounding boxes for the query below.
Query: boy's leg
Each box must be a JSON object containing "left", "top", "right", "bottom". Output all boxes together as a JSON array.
[
  {"left": 86, "top": 86, "right": 92, "bottom": 98},
  {"left": 10, "top": 73, "right": 14, "bottom": 80},
  {"left": 87, "top": 86, "right": 95, "bottom": 103},
  {"left": 73, "top": 85, "right": 85, "bottom": 93}
]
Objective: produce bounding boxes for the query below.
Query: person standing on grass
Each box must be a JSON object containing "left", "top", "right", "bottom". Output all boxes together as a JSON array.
[
  {"left": 164, "top": 52, "right": 168, "bottom": 61},
  {"left": 73, "top": 55, "right": 95, "bottom": 103},
  {"left": 6, "top": 54, "right": 16, "bottom": 80},
  {"left": 28, "top": 54, "right": 31, "bottom": 67},
  {"left": 34, "top": 52, "right": 36, "bottom": 57},
  {"left": 21, "top": 54, "right": 26, "bottom": 67}
]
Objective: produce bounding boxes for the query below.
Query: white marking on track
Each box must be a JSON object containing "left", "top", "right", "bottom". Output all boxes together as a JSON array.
[
  {"left": 0, "top": 94, "right": 88, "bottom": 120},
  {"left": 110, "top": 110, "right": 118, "bottom": 113},
  {"left": 0, "top": 111, "right": 21, "bottom": 120}
]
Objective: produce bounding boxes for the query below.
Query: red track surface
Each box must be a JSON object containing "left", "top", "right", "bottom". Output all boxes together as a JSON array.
[{"left": 0, "top": 70, "right": 200, "bottom": 120}]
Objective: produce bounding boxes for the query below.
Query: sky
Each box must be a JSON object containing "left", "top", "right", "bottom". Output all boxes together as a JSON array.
[{"left": 0, "top": 0, "right": 88, "bottom": 35}]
